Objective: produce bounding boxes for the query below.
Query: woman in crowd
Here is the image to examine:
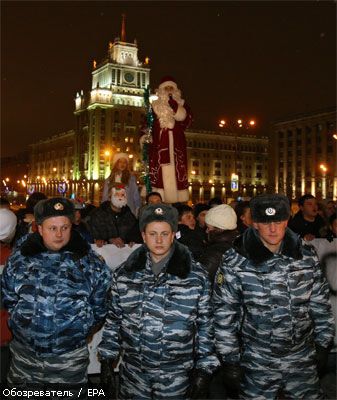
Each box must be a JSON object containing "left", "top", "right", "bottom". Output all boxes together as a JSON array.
[
  {"left": 101, "top": 153, "right": 141, "bottom": 216},
  {"left": 199, "top": 204, "right": 238, "bottom": 284}
]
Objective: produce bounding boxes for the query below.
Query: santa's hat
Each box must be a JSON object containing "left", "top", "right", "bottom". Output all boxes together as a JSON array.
[
  {"left": 159, "top": 76, "right": 177, "bottom": 90},
  {"left": 110, "top": 184, "right": 126, "bottom": 197},
  {"left": 112, "top": 152, "right": 129, "bottom": 166}
]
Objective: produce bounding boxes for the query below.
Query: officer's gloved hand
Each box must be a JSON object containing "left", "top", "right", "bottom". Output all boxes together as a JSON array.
[
  {"left": 315, "top": 344, "right": 330, "bottom": 377},
  {"left": 222, "top": 362, "right": 242, "bottom": 393},
  {"left": 100, "top": 359, "right": 117, "bottom": 399},
  {"left": 188, "top": 369, "right": 212, "bottom": 399}
]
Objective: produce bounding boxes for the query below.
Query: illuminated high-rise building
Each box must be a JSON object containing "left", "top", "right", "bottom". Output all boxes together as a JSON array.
[{"left": 73, "top": 15, "right": 150, "bottom": 181}]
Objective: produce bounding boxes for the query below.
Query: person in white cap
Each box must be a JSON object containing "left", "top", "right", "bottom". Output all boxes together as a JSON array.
[
  {"left": 101, "top": 152, "right": 141, "bottom": 216},
  {"left": 141, "top": 76, "right": 193, "bottom": 203},
  {"left": 199, "top": 204, "right": 239, "bottom": 284}
]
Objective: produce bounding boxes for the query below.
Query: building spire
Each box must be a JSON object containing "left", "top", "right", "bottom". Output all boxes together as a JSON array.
[{"left": 121, "top": 14, "right": 126, "bottom": 42}]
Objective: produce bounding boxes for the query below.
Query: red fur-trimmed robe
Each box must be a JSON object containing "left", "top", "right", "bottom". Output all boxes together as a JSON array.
[{"left": 148, "top": 103, "right": 192, "bottom": 203}]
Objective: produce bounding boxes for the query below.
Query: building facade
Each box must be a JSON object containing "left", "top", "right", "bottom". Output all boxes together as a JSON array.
[
  {"left": 186, "top": 129, "right": 268, "bottom": 202},
  {"left": 73, "top": 18, "right": 150, "bottom": 182},
  {"left": 271, "top": 108, "right": 337, "bottom": 200}
]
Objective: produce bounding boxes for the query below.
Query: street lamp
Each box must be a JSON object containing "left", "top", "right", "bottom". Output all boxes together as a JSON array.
[{"left": 218, "top": 118, "right": 256, "bottom": 195}]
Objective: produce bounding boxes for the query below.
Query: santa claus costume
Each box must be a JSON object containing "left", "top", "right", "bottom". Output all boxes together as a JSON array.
[{"left": 145, "top": 76, "right": 192, "bottom": 203}]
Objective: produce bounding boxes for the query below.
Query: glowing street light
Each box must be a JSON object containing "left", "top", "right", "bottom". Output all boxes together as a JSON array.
[{"left": 320, "top": 164, "right": 328, "bottom": 173}]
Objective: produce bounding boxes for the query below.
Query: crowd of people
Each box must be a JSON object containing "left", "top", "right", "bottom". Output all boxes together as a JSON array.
[{"left": 0, "top": 175, "right": 336, "bottom": 399}]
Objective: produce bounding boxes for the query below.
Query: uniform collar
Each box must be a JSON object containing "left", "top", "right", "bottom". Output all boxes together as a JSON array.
[
  {"left": 124, "top": 241, "right": 191, "bottom": 279},
  {"left": 234, "top": 227, "right": 303, "bottom": 264},
  {"left": 20, "top": 230, "right": 89, "bottom": 259}
]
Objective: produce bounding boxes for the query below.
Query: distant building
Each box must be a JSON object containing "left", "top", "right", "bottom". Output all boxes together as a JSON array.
[
  {"left": 186, "top": 129, "right": 268, "bottom": 202},
  {"left": 27, "top": 17, "right": 269, "bottom": 204},
  {"left": 73, "top": 15, "right": 150, "bottom": 182},
  {"left": 270, "top": 107, "right": 337, "bottom": 200},
  {"left": 29, "top": 130, "right": 76, "bottom": 196}
]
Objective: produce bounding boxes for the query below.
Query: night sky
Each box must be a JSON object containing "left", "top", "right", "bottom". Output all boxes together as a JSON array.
[{"left": 2, "top": 1, "right": 336, "bottom": 157}]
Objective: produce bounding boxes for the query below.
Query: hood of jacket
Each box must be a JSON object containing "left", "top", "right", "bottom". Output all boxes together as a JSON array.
[
  {"left": 123, "top": 240, "right": 192, "bottom": 279},
  {"left": 233, "top": 226, "right": 303, "bottom": 264},
  {"left": 20, "top": 230, "right": 90, "bottom": 260}
]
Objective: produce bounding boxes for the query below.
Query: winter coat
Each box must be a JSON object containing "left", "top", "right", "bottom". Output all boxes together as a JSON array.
[
  {"left": 1, "top": 231, "right": 112, "bottom": 356},
  {"left": 288, "top": 211, "right": 326, "bottom": 238},
  {"left": 89, "top": 201, "right": 142, "bottom": 244},
  {"left": 176, "top": 224, "right": 206, "bottom": 262},
  {"left": 102, "top": 174, "right": 141, "bottom": 216},
  {"left": 99, "top": 241, "right": 219, "bottom": 373},
  {"left": 212, "top": 227, "right": 334, "bottom": 369},
  {"left": 199, "top": 229, "right": 238, "bottom": 284}
]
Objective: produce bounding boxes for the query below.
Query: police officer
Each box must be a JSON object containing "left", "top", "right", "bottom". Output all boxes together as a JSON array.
[
  {"left": 99, "top": 203, "right": 219, "bottom": 399},
  {"left": 1, "top": 197, "right": 111, "bottom": 386},
  {"left": 212, "top": 193, "right": 334, "bottom": 399}
]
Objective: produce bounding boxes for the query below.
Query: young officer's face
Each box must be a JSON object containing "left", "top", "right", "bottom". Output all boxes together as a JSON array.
[
  {"left": 38, "top": 216, "right": 72, "bottom": 251},
  {"left": 142, "top": 221, "right": 175, "bottom": 262},
  {"left": 253, "top": 220, "right": 288, "bottom": 253}
]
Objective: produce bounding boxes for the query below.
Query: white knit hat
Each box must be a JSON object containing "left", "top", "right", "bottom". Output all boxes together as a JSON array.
[
  {"left": 0, "top": 208, "right": 17, "bottom": 242},
  {"left": 205, "top": 204, "right": 237, "bottom": 230},
  {"left": 112, "top": 153, "right": 129, "bottom": 167}
]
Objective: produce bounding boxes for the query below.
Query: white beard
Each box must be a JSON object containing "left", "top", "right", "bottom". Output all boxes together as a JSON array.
[
  {"left": 152, "top": 87, "right": 185, "bottom": 129},
  {"left": 111, "top": 196, "right": 127, "bottom": 209}
]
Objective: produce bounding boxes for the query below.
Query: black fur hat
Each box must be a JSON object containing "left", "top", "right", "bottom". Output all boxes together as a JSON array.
[
  {"left": 139, "top": 203, "right": 178, "bottom": 232},
  {"left": 34, "top": 197, "right": 75, "bottom": 225},
  {"left": 250, "top": 194, "right": 290, "bottom": 223}
]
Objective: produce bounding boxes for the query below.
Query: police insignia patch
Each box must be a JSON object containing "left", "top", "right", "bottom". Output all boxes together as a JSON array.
[
  {"left": 54, "top": 202, "right": 64, "bottom": 211},
  {"left": 154, "top": 207, "right": 164, "bottom": 215},
  {"left": 265, "top": 207, "right": 276, "bottom": 216},
  {"left": 217, "top": 272, "right": 224, "bottom": 286}
]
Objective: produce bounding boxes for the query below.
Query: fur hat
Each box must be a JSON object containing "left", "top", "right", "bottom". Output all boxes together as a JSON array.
[
  {"left": 112, "top": 153, "right": 129, "bottom": 167},
  {"left": 0, "top": 208, "right": 17, "bottom": 242},
  {"left": 205, "top": 204, "right": 237, "bottom": 230},
  {"left": 159, "top": 76, "right": 178, "bottom": 90},
  {"left": 34, "top": 197, "right": 75, "bottom": 225},
  {"left": 250, "top": 194, "right": 290, "bottom": 223},
  {"left": 139, "top": 203, "right": 178, "bottom": 232}
]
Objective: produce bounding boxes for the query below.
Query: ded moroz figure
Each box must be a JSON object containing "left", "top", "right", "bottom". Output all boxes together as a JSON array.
[
  {"left": 212, "top": 193, "right": 335, "bottom": 399},
  {"left": 141, "top": 76, "right": 193, "bottom": 204}
]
